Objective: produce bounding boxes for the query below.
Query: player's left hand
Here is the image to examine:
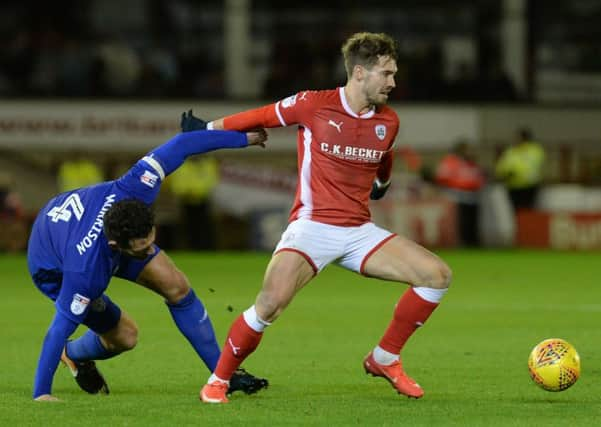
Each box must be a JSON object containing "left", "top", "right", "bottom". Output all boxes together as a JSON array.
[
  {"left": 180, "top": 109, "right": 208, "bottom": 132},
  {"left": 246, "top": 129, "right": 268, "bottom": 148},
  {"left": 370, "top": 180, "right": 391, "bottom": 200}
]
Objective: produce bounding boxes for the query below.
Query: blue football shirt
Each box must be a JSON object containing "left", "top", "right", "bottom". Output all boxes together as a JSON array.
[{"left": 28, "top": 156, "right": 163, "bottom": 323}]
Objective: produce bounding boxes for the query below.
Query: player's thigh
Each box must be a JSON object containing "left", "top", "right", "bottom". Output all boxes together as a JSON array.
[
  {"left": 134, "top": 251, "right": 190, "bottom": 303},
  {"left": 83, "top": 295, "right": 137, "bottom": 351},
  {"left": 99, "top": 310, "right": 138, "bottom": 352},
  {"left": 256, "top": 250, "right": 316, "bottom": 321},
  {"left": 362, "top": 235, "right": 452, "bottom": 288},
  {"left": 83, "top": 295, "right": 122, "bottom": 334}
]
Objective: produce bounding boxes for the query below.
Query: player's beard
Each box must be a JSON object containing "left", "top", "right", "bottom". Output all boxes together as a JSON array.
[
  {"left": 367, "top": 92, "right": 388, "bottom": 108},
  {"left": 364, "top": 84, "right": 390, "bottom": 108}
]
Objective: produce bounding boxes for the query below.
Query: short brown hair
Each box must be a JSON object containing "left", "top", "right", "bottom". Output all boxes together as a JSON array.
[{"left": 341, "top": 32, "right": 398, "bottom": 78}]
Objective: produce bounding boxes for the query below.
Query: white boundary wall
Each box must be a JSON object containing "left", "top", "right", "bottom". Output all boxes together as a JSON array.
[{"left": 2, "top": 101, "right": 599, "bottom": 152}]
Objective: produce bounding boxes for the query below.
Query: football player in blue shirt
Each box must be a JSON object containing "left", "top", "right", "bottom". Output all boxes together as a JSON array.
[{"left": 28, "top": 123, "right": 268, "bottom": 401}]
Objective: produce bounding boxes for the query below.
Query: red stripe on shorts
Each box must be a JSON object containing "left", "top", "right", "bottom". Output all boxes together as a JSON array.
[
  {"left": 274, "top": 248, "right": 318, "bottom": 275},
  {"left": 360, "top": 233, "right": 397, "bottom": 275}
]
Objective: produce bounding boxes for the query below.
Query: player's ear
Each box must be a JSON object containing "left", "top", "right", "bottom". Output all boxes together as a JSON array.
[{"left": 353, "top": 64, "right": 365, "bottom": 81}]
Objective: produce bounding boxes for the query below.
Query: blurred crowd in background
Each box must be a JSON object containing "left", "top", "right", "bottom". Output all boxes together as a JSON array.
[{"left": 2, "top": 0, "right": 601, "bottom": 103}]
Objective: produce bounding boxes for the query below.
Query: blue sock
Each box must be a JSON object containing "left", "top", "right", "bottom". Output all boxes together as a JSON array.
[
  {"left": 167, "top": 288, "right": 220, "bottom": 372},
  {"left": 66, "top": 330, "right": 116, "bottom": 361}
]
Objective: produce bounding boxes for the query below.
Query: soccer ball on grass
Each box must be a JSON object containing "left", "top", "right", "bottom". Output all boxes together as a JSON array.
[{"left": 528, "top": 338, "right": 580, "bottom": 392}]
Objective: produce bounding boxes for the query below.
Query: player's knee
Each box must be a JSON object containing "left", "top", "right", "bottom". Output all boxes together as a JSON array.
[
  {"left": 104, "top": 321, "right": 139, "bottom": 353},
  {"left": 256, "top": 292, "right": 286, "bottom": 322},
  {"left": 163, "top": 270, "right": 191, "bottom": 304},
  {"left": 417, "top": 259, "right": 452, "bottom": 289},
  {"left": 117, "top": 323, "right": 139, "bottom": 352},
  {"left": 431, "top": 260, "right": 452, "bottom": 289},
  {"left": 121, "top": 329, "right": 138, "bottom": 351}
]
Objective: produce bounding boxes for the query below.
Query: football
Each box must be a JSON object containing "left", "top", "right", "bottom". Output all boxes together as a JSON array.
[{"left": 528, "top": 338, "right": 580, "bottom": 391}]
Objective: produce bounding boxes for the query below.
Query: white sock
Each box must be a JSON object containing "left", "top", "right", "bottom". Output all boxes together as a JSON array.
[
  {"left": 208, "top": 373, "right": 229, "bottom": 385},
  {"left": 373, "top": 346, "right": 399, "bottom": 366},
  {"left": 243, "top": 305, "right": 271, "bottom": 332},
  {"left": 413, "top": 287, "right": 448, "bottom": 303}
]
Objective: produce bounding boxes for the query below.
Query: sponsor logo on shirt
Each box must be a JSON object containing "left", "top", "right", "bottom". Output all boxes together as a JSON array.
[
  {"left": 328, "top": 120, "right": 343, "bottom": 133},
  {"left": 70, "top": 293, "right": 90, "bottom": 315},
  {"left": 320, "top": 143, "right": 386, "bottom": 162},
  {"left": 375, "top": 124, "right": 387, "bottom": 141},
  {"left": 140, "top": 170, "right": 158, "bottom": 188}
]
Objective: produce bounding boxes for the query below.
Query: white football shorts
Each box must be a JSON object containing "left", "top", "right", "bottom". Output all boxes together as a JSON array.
[{"left": 274, "top": 218, "right": 396, "bottom": 274}]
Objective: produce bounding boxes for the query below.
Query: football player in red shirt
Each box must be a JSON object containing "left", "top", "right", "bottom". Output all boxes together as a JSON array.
[{"left": 184, "top": 32, "right": 452, "bottom": 403}]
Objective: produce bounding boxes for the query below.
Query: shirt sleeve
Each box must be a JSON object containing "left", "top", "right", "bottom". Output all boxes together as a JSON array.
[
  {"left": 116, "top": 130, "right": 247, "bottom": 204},
  {"left": 33, "top": 311, "right": 79, "bottom": 398},
  {"left": 55, "top": 270, "right": 102, "bottom": 324},
  {"left": 34, "top": 269, "right": 104, "bottom": 397},
  {"left": 274, "top": 91, "right": 319, "bottom": 127},
  {"left": 222, "top": 90, "right": 317, "bottom": 130}
]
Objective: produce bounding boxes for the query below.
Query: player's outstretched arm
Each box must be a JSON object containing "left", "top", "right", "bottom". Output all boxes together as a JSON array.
[
  {"left": 149, "top": 130, "right": 266, "bottom": 177},
  {"left": 180, "top": 110, "right": 267, "bottom": 148},
  {"left": 181, "top": 103, "right": 282, "bottom": 133},
  {"left": 33, "top": 311, "right": 79, "bottom": 400}
]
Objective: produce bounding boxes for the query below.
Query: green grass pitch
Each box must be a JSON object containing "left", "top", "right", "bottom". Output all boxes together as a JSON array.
[{"left": 1, "top": 250, "right": 601, "bottom": 426}]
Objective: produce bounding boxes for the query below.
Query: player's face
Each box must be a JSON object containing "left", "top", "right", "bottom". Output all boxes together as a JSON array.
[
  {"left": 121, "top": 227, "right": 157, "bottom": 259},
  {"left": 362, "top": 55, "right": 397, "bottom": 106}
]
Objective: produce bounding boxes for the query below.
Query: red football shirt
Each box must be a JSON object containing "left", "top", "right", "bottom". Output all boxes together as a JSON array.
[{"left": 223, "top": 87, "right": 399, "bottom": 226}]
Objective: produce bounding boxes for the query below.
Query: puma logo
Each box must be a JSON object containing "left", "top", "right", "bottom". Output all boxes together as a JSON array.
[
  {"left": 328, "top": 120, "right": 343, "bottom": 133},
  {"left": 228, "top": 338, "right": 241, "bottom": 355}
]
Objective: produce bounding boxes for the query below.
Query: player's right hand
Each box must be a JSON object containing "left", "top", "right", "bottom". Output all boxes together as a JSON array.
[
  {"left": 370, "top": 180, "right": 391, "bottom": 200},
  {"left": 246, "top": 129, "right": 268, "bottom": 148},
  {"left": 180, "top": 109, "right": 208, "bottom": 132},
  {"left": 34, "top": 394, "right": 61, "bottom": 402}
]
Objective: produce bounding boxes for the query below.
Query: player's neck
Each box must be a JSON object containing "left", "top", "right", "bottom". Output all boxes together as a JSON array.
[{"left": 343, "top": 84, "right": 374, "bottom": 116}]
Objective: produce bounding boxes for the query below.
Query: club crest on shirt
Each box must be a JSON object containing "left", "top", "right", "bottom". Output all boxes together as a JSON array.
[
  {"left": 140, "top": 170, "right": 159, "bottom": 188},
  {"left": 71, "top": 293, "right": 90, "bottom": 315},
  {"left": 375, "top": 124, "right": 387, "bottom": 141}
]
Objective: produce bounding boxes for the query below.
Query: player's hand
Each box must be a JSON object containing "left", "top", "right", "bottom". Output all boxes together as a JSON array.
[
  {"left": 180, "top": 109, "right": 208, "bottom": 132},
  {"left": 370, "top": 180, "right": 391, "bottom": 200},
  {"left": 34, "top": 394, "right": 61, "bottom": 402},
  {"left": 246, "top": 129, "right": 268, "bottom": 148}
]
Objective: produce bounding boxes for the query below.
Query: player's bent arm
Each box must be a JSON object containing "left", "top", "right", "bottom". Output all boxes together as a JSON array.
[
  {"left": 33, "top": 311, "right": 79, "bottom": 399},
  {"left": 371, "top": 151, "right": 393, "bottom": 200},
  {"left": 376, "top": 151, "right": 393, "bottom": 184}
]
